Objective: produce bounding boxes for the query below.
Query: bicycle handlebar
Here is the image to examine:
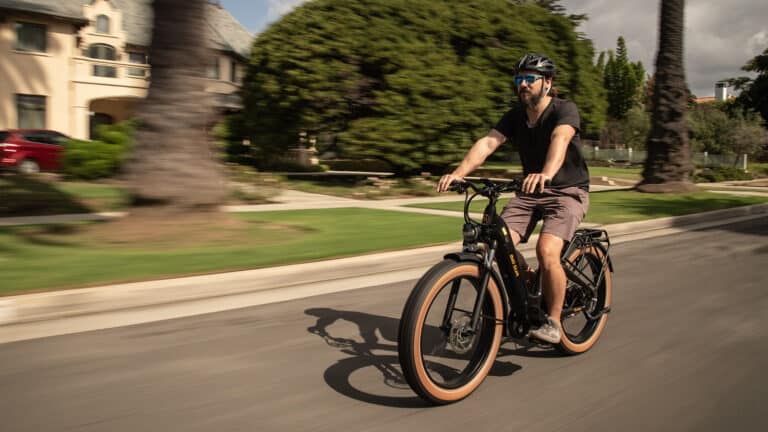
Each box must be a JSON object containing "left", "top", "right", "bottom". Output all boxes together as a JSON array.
[{"left": 448, "top": 178, "right": 522, "bottom": 197}]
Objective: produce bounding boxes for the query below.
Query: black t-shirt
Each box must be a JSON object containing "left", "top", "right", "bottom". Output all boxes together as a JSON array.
[{"left": 494, "top": 98, "right": 589, "bottom": 190}]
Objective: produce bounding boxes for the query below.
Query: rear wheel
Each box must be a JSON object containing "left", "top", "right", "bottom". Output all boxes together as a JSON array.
[
  {"left": 398, "top": 259, "right": 504, "bottom": 405},
  {"left": 557, "top": 246, "right": 612, "bottom": 355},
  {"left": 18, "top": 159, "right": 40, "bottom": 175}
]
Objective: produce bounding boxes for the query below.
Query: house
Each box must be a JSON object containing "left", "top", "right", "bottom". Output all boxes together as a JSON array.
[
  {"left": 694, "top": 96, "right": 716, "bottom": 104},
  {"left": 0, "top": 0, "right": 252, "bottom": 139}
]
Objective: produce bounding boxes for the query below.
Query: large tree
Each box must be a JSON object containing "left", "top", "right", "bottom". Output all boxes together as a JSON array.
[
  {"left": 123, "top": 0, "right": 227, "bottom": 208},
  {"left": 241, "top": 0, "right": 606, "bottom": 175},
  {"left": 732, "top": 47, "right": 768, "bottom": 126},
  {"left": 603, "top": 36, "right": 645, "bottom": 119},
  {"left": 637, "top": 0, "right": 696, "bottom": 192}
]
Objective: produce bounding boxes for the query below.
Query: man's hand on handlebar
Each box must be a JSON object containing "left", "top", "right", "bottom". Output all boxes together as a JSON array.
[
  {"left": 437, "top": 173, "right": 464, "bottom": 193},
  {"left": 522, "top": 173, "right": 552, "bottom": 194}
]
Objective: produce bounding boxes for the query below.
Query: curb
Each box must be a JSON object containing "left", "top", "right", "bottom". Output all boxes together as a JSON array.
[{"left": 0, "top": 203, "right": 766, "bottom": 343}]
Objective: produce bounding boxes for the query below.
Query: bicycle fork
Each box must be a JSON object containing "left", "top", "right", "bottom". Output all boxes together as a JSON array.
[{"left": 440, "top": 243, "right": 497, "bottom": 335}]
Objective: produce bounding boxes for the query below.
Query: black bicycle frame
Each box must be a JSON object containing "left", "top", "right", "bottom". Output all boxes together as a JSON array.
[
  {"left": 477, "top": 191, "right": 534, "bottom": 337},
  {"left": 445, "top": 179, "right": 611, "bottom": 339}
]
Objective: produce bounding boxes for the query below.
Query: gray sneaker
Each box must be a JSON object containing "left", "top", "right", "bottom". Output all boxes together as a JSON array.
[{"left": 529, "top": 317, "right": 561, "bottom": 344}]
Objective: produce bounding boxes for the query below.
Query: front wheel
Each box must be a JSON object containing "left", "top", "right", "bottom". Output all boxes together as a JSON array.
[
  {"left": 557, "top": 246, "right": 612, "bottom": 355},
  {"left": 398, "top": 259, "right": 504, "bottom": 405}
]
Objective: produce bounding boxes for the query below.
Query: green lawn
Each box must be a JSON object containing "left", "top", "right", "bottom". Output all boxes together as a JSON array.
[
  {"left": 281, "top": 177, "right": 439, "bottom": 199},
  {"left": 749, "top": 162, "right": 768, "bottom": 176},
  {"left": 482, "top": 162, "right": 642, "bottom": 180},
  {"left": 0, "top": 208, "right": 462, "bottom": 294},
  {"left": 588, "top": 166, "right": 642, "bottom": 180},
  {"left": 54, "top": 181, "right": 128, "bottom": 210},
  {"left": 0, "top": 176, "right": 128, "bottom": 216},
  {"left": 3, "top": 182, "right": 767, "bottom": 295},
  {"left": 409, "top": 190, "right": 768, "bottom": 225}
]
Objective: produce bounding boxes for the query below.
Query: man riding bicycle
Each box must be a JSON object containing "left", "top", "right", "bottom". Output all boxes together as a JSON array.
[{"left": 437, "top": 53, "right": 590, "bottom": 344}]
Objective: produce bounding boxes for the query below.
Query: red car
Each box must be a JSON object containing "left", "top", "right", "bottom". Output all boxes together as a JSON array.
[{"left": 0, "top": 129, "right": 69, "bottom": 174}]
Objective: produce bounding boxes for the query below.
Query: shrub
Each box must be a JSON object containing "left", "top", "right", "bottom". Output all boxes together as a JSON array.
[
  {"left": 260, "top": 158, "right": 326, "bottom": 173},
  {"left": 694, "top": 166, "right": 753, "bottom": 183},
  {"left": 62, "top": 122, "right": 134, "bottom": 179},
  {"left": 321, "top": 159, "right": 393, "bottom": 172}
]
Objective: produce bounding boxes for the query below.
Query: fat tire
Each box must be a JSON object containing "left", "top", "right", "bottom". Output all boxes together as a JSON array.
[
  {"left": 398, "top": 259, "right": 504, "bottom": 404},
  {"left": 557, "top": 246, "right": 612, "bottom": 355}
]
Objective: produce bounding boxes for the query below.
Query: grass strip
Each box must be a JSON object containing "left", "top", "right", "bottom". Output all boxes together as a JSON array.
[
  {"left": 0, "top": 208, "right": 462, "bottom": 294},
  {"left": 408, "top": 190, "right": 768, "bottom": 225}
]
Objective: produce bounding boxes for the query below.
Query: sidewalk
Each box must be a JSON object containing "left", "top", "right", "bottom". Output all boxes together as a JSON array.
[
  {"left": 1, "top": 199, "right": 767, "bottom": 343},
  {"left": 0, "top": 184, "right": 629, "bottom": 226}
]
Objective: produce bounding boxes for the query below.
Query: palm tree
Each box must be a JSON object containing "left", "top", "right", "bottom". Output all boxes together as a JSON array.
[
  {"left": 123, "top": 0, "right": 227, "bottom": 208},
  {"left": 637, "top": 0, "right": 697, "bottom": 193}
]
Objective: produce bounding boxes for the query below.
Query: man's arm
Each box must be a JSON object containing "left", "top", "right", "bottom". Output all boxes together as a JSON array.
[
  {"left": 437, "top": 129, "right": 507, "bottom": 192},
  {"left": 521, "top": 124, "right": 576, "bottom": 194}
]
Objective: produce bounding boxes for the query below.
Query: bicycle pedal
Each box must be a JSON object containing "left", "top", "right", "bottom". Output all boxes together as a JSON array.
[{"left": 526, "top": 336, "right": 555, "bottom": 348}]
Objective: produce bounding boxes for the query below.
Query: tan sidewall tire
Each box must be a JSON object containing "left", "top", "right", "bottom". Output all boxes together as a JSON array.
[
  {"left": 558, "top": 246, "right": 612, "bottom": 355},
  {"left": 411, "top": 264, "right": 504, "bottom": 403}
]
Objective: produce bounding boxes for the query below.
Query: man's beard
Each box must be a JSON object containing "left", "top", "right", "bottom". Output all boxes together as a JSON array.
[{"left": 521, "top": 88, "right": 544, "bottom": 109}]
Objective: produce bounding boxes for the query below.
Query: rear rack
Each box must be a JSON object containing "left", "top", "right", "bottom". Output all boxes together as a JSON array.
[{"left": 561, "top": 228, "right": 612, "bottom": 292}]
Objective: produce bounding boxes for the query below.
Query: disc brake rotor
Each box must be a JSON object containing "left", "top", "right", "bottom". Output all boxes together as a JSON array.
[{"left": 448, "top": 315, "right": 477, "bottom": 354}]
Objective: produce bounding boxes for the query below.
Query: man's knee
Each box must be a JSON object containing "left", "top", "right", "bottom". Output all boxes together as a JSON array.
[
  {"left": 509, "top": 229, "right": 522, "bottom": 246},
  {"left": 536, "top": 234, "right": 564, "bottom": 268}
]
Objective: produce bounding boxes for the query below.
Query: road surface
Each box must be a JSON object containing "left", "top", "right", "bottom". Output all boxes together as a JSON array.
[{"left": 2, "top": 218, "right": 767, "bottom": 431}]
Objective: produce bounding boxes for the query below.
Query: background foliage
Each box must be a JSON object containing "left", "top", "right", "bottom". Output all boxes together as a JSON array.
[
  {"left": 240, "top": 0, "right": 606, "bottom": 174},
  {"left": 62, "top": 122, "right": 134, "bottom": 180},
  {"left": 601, "top": 37, "right": 646, "bottom": 120},
  {"left": 731, "top": 47, "right": 768, "bottom": 127}
]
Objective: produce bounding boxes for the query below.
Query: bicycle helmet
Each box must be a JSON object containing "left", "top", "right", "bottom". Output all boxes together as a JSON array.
[{"left": 516, "top": 53, "right": 556, "bottom": 78}]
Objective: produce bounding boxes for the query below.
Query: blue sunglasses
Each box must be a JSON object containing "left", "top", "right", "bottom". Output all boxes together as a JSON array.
[{"left": 514, "top": 73, "right": 544, "bottom": 86}]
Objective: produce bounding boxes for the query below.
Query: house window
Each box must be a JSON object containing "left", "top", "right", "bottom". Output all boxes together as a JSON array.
[
  {"left": 206, "top": 57, "right": 220, "bottom": 80},
  {"left": 88, "top": 43, "right": 117, "bottom": 77},
  {"left": 128, "top": 52, "right": 147, "bottom": 64},
  {"left": 88, "top": 43, "right": 116, "bottom": 60},
  {"left": 127, "top": 51, "right": 148, "bottom": 77},
  {"left": 93, "top": 65, "right": 117, "bottom": 77},
  {"left": 16, "top": 95, "right": 46, "bottom": 129},
  {"left": 230, "top": 59, "right": 237, "bottom": 82},
  {"left": 96, "top": 15, "right": 110, "bottom": 34},
  {"left": 15, "top": 22, "right": 47, "bottom": 52}
]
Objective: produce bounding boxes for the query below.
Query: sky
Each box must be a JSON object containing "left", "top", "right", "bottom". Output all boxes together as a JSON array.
[{"left": 220, "top": 0, "right": 768, "bottom": 97}]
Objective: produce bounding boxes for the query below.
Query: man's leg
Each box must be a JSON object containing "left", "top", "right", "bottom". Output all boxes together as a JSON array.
[
  {"left": 500, "top": 196, "right": 538, "bottom": 278},
  {"left": 536, "top": 233, "right": 566, "bottom": 322},
  {"left": 529, "top": 188, "right": 588, "bottom": 343},
  {"left": 528, "top": 232, "right": 565, "bottom": 343}
]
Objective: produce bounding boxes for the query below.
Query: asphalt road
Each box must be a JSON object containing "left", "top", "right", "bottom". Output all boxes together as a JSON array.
[{"left": 2, "top": 217, "right": 767, "bottom": 431}]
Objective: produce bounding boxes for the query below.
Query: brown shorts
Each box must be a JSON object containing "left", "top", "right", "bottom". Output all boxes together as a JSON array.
[{"left": 500, "top": 187, "right": 589, "bottom": 243}]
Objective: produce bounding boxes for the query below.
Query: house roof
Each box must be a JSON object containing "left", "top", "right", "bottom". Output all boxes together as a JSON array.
[
  {"left": 114, "top": 0, "right": 254, "bottom": 57},
  {"left": 0, "top": 0, "right": 253, "bottom": 57},
  {"left": 0, "top": 0, "right": 87, "bottom": 23},
  {"left": 204, "top": 3, "right": 253, "bottom": 59}
]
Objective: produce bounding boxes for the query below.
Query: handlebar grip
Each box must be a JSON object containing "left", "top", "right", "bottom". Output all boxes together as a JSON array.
[
  {"left": 499, "top": 179, "right": 522, "bottom": 193},
  {"left": 448, "top": 180, "right": 467, "bottom": 193}
]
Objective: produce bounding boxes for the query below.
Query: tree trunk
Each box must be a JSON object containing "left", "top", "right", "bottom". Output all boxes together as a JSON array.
[
  {"left": 123, "top": 0, "right": 227, "bottom": 208},
  {"left": 637, "top": 0, "right": 697, "bottom": 193}
]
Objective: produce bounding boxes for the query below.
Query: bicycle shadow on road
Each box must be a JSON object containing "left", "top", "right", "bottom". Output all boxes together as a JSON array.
[{"left": 305, "top": 307, "right": 522, "bottom": 408}]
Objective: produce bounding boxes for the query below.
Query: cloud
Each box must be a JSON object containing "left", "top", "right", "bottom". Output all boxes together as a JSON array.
[
  {"left": 748, "top": 30, "right": 768, "bottom": 57},
  {"left": 267, "top": 0, "right": 310, "bottom": 22},
  {"left": 562, "top": 0, "right": 767, "bottom": 96}
]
